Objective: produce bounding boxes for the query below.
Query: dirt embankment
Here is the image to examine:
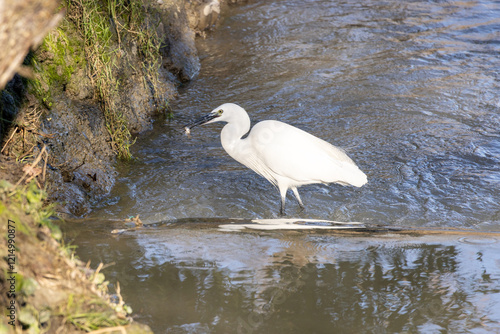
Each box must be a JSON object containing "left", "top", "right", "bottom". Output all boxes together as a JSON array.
[{"left": 1, "top": 0, "right": 242, "bottom": 217}]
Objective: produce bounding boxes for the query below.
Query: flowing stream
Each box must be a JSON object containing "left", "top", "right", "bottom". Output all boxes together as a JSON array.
[{"left": 67, "top": 0, "right": 500, "bottom": 332}]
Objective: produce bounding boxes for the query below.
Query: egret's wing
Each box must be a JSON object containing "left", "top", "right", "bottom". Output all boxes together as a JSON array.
[
  {"left": 228, "top": 134, "right": 280, "bottom": 187},
  {"left": 250, "top": 121, "right": 367, "bottom": 187}
]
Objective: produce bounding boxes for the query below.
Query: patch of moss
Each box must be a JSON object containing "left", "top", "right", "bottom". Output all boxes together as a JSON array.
[
  {"left": 41, "top": 28, "right": 83, "bottom": 87},
  {"left": 29, "top": 23, "right": 85, "bottom": 109}
]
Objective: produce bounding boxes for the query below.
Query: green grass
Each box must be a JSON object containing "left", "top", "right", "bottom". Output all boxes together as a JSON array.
[
  {"left": 68, "top": 0, "right": 131, "bottom": 158},
  {"left": 0, "top": 180, "right": 134, "bottom": 332},
  {"left": 69, "top": 0, "right": 165, "bottom": 159},
  {"left": 27, "top": 0, "right": 165, "bottom": 160}
]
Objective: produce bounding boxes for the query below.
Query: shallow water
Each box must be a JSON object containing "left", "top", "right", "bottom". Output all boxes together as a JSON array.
[
  {"left": 73, "top": 0, "right": 500, "bottom": 332},
  {"left": 92, "top": 0, "right": 500, "bottom": 227}
]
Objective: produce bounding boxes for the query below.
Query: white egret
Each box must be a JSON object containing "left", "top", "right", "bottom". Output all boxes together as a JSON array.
[{"left": 185, "top": 103, "right": 367, "bottom": 215}]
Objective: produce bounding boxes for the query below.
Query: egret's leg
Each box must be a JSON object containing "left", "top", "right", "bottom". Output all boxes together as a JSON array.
[
  {"left": 291, "top": 187, "right": 305, "bottom": 211},
  {"left": 279, "top": 197, "right": 286, "bottom": 216},
  {"left": 279, "top": 185, "right": 288, "bottom": 216}
]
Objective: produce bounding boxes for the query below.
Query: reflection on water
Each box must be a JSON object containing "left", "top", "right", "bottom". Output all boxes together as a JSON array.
[
  {"left": 74, "top": 0, "right": 500, "bottom": 332},
  {"left": 67, "top": 220, "right": 500, "bottom": 333}
]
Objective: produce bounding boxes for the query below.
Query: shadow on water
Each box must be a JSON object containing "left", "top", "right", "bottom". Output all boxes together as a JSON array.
[{"left": 71, "top": 0, "right": 500, "bottom": 332}]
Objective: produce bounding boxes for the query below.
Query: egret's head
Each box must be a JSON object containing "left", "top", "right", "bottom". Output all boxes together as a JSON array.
[{"left": 185, "top": 103, "right": 246, "bottom": 130}]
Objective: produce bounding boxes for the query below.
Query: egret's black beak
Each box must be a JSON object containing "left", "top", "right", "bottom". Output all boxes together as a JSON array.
[{"left": 184, "top": 112, "right": 219, "bottom": 131}]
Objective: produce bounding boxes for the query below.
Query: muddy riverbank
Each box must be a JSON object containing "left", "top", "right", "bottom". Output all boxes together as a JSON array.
[{"left": 1, "top": 0, "right": 244, "bottom": 217}]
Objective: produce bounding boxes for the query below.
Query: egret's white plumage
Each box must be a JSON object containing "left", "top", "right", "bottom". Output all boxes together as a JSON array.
[{"left": 186, "top": 103, "right": 367, "bottom": 214}]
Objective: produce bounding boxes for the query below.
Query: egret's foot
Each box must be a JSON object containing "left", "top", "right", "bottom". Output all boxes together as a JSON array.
[
  {"left": 298, "top": 203, "right": 305, "bottom": 212},
  {"left": 291, "top": 187, "right": 305, "bottom": 213},
  {"left": 279, "top": 198, "right": 286, "bottom": 216}
]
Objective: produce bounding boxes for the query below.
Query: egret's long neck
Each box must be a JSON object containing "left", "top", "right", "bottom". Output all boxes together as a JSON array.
[{"left": 220, "top": 113, "right": 251, "bottom": 161}]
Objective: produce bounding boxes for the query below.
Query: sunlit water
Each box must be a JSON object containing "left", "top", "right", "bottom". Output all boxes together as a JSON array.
[
  {"left": 70, "top": 0, "right": 500, "bottom": 332},
  {"left": 92, "top": 0, "right": 500, "bottom": 226}
]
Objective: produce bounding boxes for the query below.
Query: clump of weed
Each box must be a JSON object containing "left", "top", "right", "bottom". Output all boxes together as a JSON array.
[
  {"left": 63, "top": 0, "right": 164, "bottom": 159},
  {"left": 59, "top": 294, "right": 129, "bottom": 331}
]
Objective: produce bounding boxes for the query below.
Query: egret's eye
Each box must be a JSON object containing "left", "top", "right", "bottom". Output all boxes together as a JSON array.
[{"left": 217, "top": 109, "right": 223, "bottom": 115}]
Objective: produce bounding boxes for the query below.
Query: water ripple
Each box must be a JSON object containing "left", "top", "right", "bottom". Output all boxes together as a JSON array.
[{"left": 88, "top": 0, "right": 500, "bottom": 228}]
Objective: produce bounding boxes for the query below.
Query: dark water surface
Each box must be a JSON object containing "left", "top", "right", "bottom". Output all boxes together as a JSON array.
[
  {"left": 68, "top": 220, "right": 500, "bottom": 333},
  {"left": 71, "top": 0, "right": 500, "bottom": 332}
]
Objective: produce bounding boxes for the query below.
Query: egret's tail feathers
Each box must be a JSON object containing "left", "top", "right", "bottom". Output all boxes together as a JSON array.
[
  {"left": 350, "top": 169, "right": 368, "bottom": 187},
  {"left": 332, "top": 163, "right": 367, "bottom": 188}
]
